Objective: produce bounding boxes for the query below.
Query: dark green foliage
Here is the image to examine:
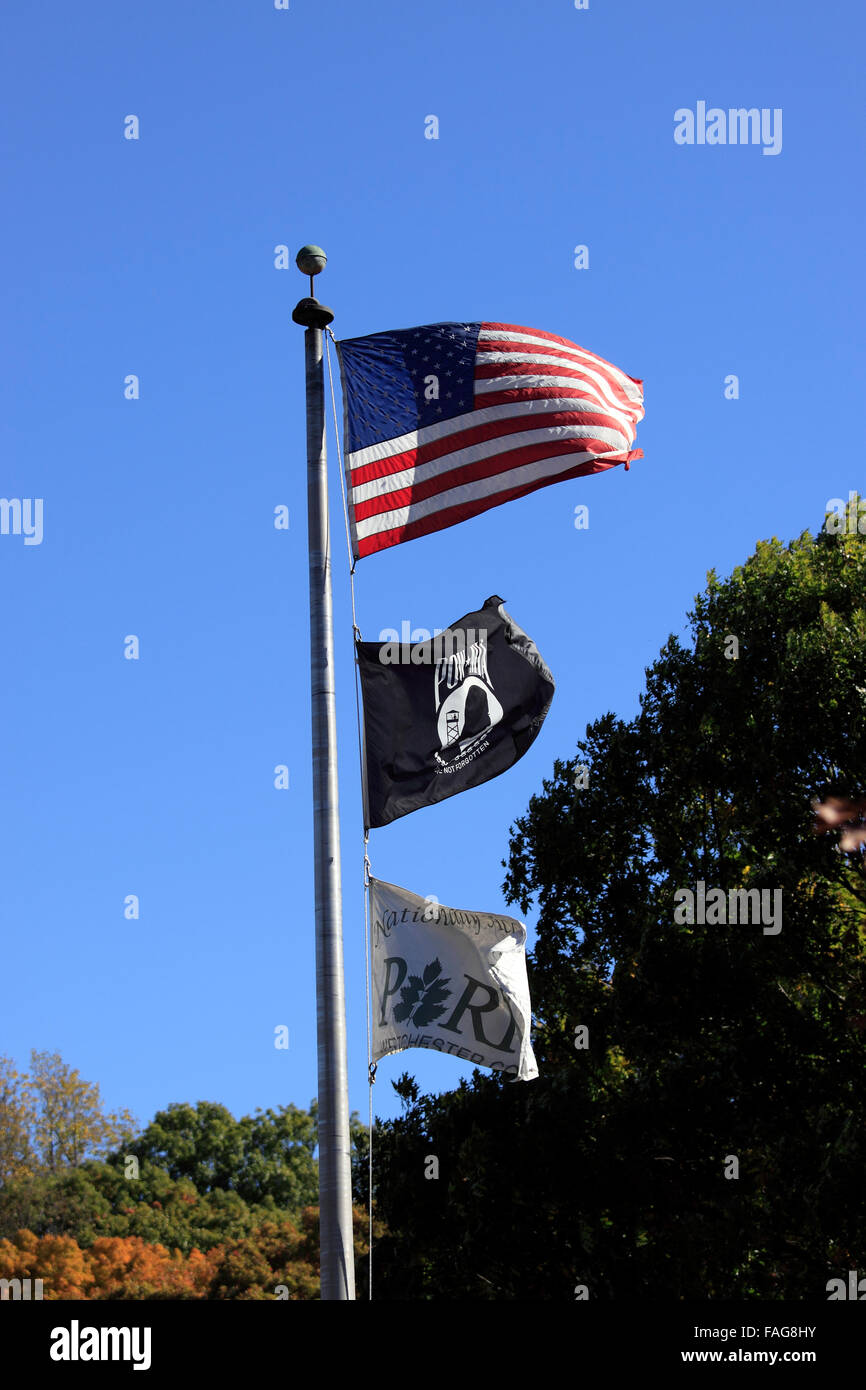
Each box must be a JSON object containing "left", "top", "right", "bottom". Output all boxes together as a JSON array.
[{"left": 367, "top": 516, "right": 866, "bottom": 1298}]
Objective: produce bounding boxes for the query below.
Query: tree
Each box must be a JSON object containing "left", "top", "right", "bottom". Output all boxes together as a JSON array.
[
  {"left": 0, "top": 1229, "right": 94, "bottom": 1300},
  {"left": 127, "top": 1098, "right": 366, "bottom": 1211},
  {"left": 0, "top": 1208, "right": 371, "bottom": 1300},
  {"left": 25, "top": 1051, "right": 136, "bottom": 1173},
  {"left": 0, "top": 1158, "right": 273, "bottom": 1255},
  {"left": 0, "top": 1166, "right": 111, "bottom": 1247},
  {"left": 0, "top": 1228, "right": 216, "bottom": 1300},
  {"left": 85, "top": 1235, "right": 215, "bottom": 1300},
  {"left": 126, "top": 1100, "right": 319, "bottom": 1208},
  {"left": 368, "top": 514, "right": 866, "bottom": 1298},
  {"left": 0, "top": 1057, "right": 36, "bottom": 1186},
  {"left": 0, "top": 1094, "right": 371, "bottom": 1266},
  {"left": 124, "top": 1102, "right": 246, "bottom": 1195}
]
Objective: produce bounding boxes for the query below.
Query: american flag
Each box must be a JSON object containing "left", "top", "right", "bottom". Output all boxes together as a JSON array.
[{"left": 336, "top": 321, "right": 644, "bottom": 560}]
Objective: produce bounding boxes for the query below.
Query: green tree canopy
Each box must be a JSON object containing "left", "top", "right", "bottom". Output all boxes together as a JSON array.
[
  {"left": 0, "top": 1159, "right": 283, "bottom": 1255},
  {"left": 366, "top": 514, "right": 866, "bottom": 1299},
  {"left": 123, "top": 1098, "right": 367, "bottom": 1210},
  {"left": 125, "top": 1100, "right": 320, "bottom": 1209}
]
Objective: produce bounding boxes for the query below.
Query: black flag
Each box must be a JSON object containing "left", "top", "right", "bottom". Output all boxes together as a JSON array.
[{"left": 357, "top": 595, "right": 555, "bottom": 828}]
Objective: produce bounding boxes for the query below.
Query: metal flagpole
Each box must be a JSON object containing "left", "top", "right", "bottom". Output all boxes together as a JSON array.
[{"left": 292, "top": 245, "right": 355, "bottom": 1301}]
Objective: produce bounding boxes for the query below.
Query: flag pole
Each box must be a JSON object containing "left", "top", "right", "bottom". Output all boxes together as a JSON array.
[{"left": 292, "top": 246, "right": 356, "bottom": 1301}]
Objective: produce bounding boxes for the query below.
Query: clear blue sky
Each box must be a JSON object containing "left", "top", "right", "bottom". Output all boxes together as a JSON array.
[{"left": 1, "top": 0, "right": 862, "bottom": 1136}]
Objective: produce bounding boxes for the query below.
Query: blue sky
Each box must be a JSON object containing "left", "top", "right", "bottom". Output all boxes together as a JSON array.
[{"left": 1, "top": 0, "right": 863, "bottom": 1138}]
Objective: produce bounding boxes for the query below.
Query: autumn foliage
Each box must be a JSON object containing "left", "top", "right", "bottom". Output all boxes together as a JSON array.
[
  {"left": 0, "top": 1052, "right": 374, "bottom": 1299},
  {"left": 0, "top": 1207, "right": 371, "bottom": 1299},
  {"left": 0, "top": 1051, "right": 135, "bottom": 1184}
]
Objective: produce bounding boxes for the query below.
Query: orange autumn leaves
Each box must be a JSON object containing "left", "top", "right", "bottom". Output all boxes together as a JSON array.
[
  {"left": 0, "top": 1061, "right": 376, "bottom": 1299},
  {"left": 0, "top": 1208, "right": 368, "bottom": 1299},
  {"left": 0, "top": 1228, "right": 211, "bottom": 1299}
]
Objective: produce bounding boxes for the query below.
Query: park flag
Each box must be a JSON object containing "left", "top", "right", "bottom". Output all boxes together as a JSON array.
[
  {"left": 337, "top": 321, "right": 644, "bottom": 558},
  {"left": 370, "top": 877, "right": 537, "bottom": 1081},
  {"left": 357, "top": 594, "right": 554, "bottom": 828}
]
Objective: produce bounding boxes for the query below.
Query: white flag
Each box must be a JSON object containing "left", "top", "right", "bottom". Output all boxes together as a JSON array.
[{"left": 370, "top": 877, "right": 538, "bottom": 1081}]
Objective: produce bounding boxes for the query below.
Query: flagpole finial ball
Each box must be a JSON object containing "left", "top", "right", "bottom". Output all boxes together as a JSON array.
[{"left": 296, "top": 245, "right": 327, "bottom": 277}]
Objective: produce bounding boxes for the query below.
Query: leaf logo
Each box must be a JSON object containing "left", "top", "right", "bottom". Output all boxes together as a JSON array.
[{"left": 392, "top": 957, "right": 452, "bottom": 1028}]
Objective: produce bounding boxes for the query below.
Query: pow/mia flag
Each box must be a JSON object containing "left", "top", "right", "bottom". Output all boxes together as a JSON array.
[
  {"left": 370, "top": 877, "right": 537, "bottom": 1081},
  {"left": 357, "top": 594, "right": 554, "bottom": 828}
]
